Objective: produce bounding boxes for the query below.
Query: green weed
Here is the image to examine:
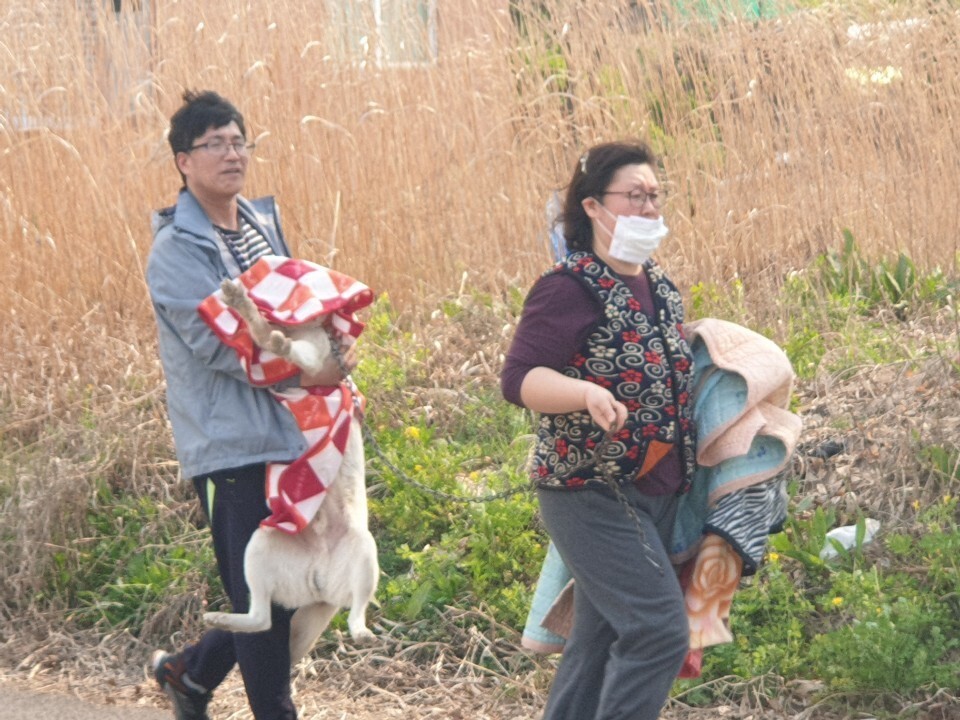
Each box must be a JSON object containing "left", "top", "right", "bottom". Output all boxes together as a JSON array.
[
  {"left": 814, "top": 229, "right": 951, "bottom": 315},
  {"left": 63, "top": 480, "right": 219, "bottom": 630},
  {"left": 6, "top": 247, "right": 958, "bottom": 713}
]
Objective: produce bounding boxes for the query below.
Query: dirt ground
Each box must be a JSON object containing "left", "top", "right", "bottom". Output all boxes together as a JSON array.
[
  {"left": 3, "top": 624, "right": 958, "bottom": 720},
  {"left": 0, "top": 661, "right": 825, "bottom": 720},
  {"left": 0, "top": 617, "right": 857, "bottom": 720},
  {"left": 2, "top": 320, "right": 959, "bottom": 720},
  {"left": 4, "top": 663, "right": 958, "bottom": 720},
  {"left": 0, "top": 682, "right": 168, "bottom": 720}
]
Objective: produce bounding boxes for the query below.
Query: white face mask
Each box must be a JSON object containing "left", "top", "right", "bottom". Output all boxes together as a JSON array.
[{"left": 601, "top": 209, "right": 669, "bottom": 265}]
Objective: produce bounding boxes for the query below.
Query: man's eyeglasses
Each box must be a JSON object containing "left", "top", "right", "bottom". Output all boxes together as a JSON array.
[
  {"left": 188, "top": 139, "right": 256, "bottom": 157},
  {"left": 601, "top": 189, "right": 663, "bottom": 210}
]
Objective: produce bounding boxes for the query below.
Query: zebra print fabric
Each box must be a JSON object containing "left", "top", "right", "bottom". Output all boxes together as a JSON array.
[{"left": 703, "top": 474, "right": 789, "bottom": 576}]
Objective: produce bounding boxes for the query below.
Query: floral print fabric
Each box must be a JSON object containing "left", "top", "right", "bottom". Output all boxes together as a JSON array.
[{"left": 532, "top": 252, "right": 697, "bottom": 491}]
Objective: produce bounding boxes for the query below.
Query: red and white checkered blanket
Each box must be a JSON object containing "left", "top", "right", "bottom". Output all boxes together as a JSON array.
[{"left": 198, "top": 256, "right": 374, "bottom": 534}]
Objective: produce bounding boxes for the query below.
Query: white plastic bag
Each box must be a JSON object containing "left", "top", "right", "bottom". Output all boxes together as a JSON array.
[{"left": 819, "top": 518, "right": 881, "bottom": 559}]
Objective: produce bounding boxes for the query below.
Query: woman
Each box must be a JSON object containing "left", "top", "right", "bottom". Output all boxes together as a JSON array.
[{"left": 501, "top": 140, "right": 696, "bottom": 720}]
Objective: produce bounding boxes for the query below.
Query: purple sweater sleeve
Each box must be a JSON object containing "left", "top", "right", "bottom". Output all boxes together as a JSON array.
[
  {"left": 501, "top": 269, "right": 658, "bottom": 406},
  {"left": 501, "top": 273, "right": 600, "bottom": 407}
]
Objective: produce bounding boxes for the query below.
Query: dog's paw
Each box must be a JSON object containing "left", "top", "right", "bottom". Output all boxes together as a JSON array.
[
  {"left": 203, "top": 611, "right": 231, "bottom": 629},
  {"left": 268, "top": 330, "right": 292, "bottom": 356},
  {"left": 220, "top": 279, "right": 244, "bottom": 307},
  {"left": 349, "top": 627, "right": 376, "bottom": 645}
]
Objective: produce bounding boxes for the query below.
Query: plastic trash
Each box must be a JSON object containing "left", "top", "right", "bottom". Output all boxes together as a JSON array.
[
  {"left": 545, "top": 192, "right": 567, "bottom": 262},
  {"left": 819, "top": 518, "right": 880, "bottom": 559}
]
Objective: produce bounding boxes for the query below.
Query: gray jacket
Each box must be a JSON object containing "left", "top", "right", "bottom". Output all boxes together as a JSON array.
[{"left": 147, "top": 189, "right": 307, "bottom": 479}]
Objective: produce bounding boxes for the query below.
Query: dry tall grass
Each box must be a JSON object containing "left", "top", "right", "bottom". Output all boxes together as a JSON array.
[{"left": 3, "top": 1, "right": 958, "bottom": 373}]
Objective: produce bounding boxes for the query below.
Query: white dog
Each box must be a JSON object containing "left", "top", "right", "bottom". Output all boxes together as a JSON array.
[{"left": 202, "top": 276, "right": 379, "bottom": 663}]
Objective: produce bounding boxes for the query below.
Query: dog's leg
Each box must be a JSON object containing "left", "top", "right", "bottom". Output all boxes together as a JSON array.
[
  {"left": 220, "top": 278, "right": 276, "bottom": 349},
  {"left": 221, "top": 279, "right": 333, "bottom": 375},
  {"left": 203, "top": 588, "right": 273, "bottom": 633},
  {"left": 345, "top": 533, "right": 379, "bottom": 643},
  {"left": 274, "top": 329, "right": 331, "bottom": 376},
  {"left": 285, "top": 340, "right": 325, "bottom": 375},
  {"left": 346, "top": 603, "right": 375, "bottom": 644},
  {"left": 203, "top": 543, "right": 275, "bottom": 633},
  {"left": 266, "top": 329, "right": 293, "bottom": 359},
  {"left": 288, "top": 602, "right": 338, "bottom": 664}
]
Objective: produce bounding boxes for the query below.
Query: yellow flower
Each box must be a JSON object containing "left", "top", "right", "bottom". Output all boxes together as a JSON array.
[
  {"left": 414, "top": 464, "right": 423, "bottom": 472},
  {"left": 768, "top": 552, "right": 780, "bottom": 562},
  {"left": 469, "top": 471, "right": 480, "bottom": 481},
  {"left": 832, "top": 597, "right": 844, "bottom": 607},
  {"left": 944, "top": 495, "right": 953, "bottom": 505},
  {"left": 404, "top": 426, "right": 422, "bottom": 440},
  {"left": 911, "top": 500, "right": 921, "bottom": 510}
]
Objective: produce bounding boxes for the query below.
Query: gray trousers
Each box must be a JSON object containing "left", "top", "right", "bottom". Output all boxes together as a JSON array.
[{"left": 537, "top": 485, "right": 689, "bottom": 720}]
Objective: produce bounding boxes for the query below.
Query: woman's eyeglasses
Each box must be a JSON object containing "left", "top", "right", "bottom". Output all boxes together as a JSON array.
[{"left": 601, "top": 190, "right": 663, "bottom": 209}]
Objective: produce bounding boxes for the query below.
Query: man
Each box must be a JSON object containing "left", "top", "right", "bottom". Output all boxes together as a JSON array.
[{"left": 147, "top": 90, "right": 352, "bottom": 720}]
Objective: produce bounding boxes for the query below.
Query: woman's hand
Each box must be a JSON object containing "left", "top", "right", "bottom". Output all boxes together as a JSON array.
[
  {"left": 300, "top": 343, "right": 359, "bottom": 387},
  {"left": 583, "top": 384, "right": 628, "bottom": 432},
  {"left": 519, "top": 367, "right": 628, "bottom": 432}
]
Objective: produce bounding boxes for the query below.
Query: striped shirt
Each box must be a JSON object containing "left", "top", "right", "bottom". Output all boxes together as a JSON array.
[{"left": 216, "top": 216, "right": 273, "bottom": 271}]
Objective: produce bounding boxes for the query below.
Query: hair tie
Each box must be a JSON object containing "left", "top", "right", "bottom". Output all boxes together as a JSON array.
[{"left": 579, "top": 152, "right": 588, "bottom": 174}]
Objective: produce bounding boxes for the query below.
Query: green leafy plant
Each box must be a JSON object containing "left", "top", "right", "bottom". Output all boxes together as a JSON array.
[
  {"left": 63, "top": 481, "right": 219, "bottom": 630},
  {"left": 814, "top": 230, "right": 951, "bottom": 315},
  {"left": 810, "top": 592, "right": 960, "bottom": 693},
  {"left": 682, "top": 483, "right": 960, "bottom": 709},
  {"left": 767, "top": 505, "right": 834, "bottom": 574}
]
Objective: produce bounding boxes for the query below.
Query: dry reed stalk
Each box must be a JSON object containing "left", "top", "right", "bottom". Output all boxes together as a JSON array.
[
  {"left": 3, "top": 0, "right": 958, "bottom": 363},
  {"left": 0, "top": 2, "right": 955, "bottom": 466}
]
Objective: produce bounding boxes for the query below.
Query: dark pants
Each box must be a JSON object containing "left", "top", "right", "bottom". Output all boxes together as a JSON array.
[
  {"left": 181, "top": 464, "right": 297, "bottom": 720},
  {"left": 537, "top": 485, "right": 690, "bottom": 720}
]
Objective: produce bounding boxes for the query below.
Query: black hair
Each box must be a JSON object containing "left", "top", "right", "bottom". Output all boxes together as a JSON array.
[
  {"left": 168, "top": 90, "right": 246, "bottom": 154},
  {"left": 558, "top": 140, "right": 658, "bottom": 252},
  {"left": 167, "top": 90, "right": 246, "bottom": 186}
]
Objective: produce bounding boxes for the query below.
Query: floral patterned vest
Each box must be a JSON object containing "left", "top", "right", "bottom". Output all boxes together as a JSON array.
[{"left": 531, "top": 252, "right": 697, "bottom": 492}]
